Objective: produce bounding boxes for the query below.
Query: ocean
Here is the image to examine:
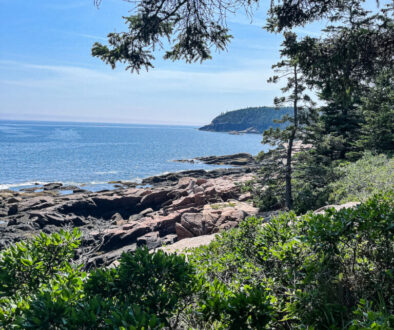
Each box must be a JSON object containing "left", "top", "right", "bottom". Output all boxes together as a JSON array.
[{"left": 0, "top": 120, "right": 267, "bottom": 191}]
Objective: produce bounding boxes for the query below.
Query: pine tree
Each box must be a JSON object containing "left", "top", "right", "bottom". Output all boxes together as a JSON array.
[{"left": 258, "top": 33, "right": 315, "bottom": 211}]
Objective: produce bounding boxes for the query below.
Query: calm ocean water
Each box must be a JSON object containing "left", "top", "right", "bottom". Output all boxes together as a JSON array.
[{"left": 0, "top": 120, "right": 267, "bottom": 191}]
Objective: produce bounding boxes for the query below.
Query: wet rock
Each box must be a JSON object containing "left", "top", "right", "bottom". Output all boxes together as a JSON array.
[
  {"left": 43, "top": 183, "right": 63, "bottom": 191},
  {"left": 0, "top": 167, "right": 259, "bottom": 268}
]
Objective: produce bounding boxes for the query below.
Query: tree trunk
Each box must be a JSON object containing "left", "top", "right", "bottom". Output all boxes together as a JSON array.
[{"left": 285, "top": 64, "right": 299, "bottom": 210}]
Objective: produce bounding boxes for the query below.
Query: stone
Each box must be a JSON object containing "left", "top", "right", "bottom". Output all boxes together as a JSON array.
[
  {"left": 314, "top": 202, "right": 360, "bottom": 214},
  {"left": 7, "top": 197, "right": 22, "bottom": 204},
  {"left": 239, "top": 192, "right": 252, "bottom": 201},
  {"left": 8, "top": 204, "right": 18, "bottom": 216},
  {"left": 149, "top": 212, "right": 181, "bottom": 235},
  {"left": 175, "top": 223, "right": 194, "bottom": 240},
  {"left": 43, "top": 182, "right": 63, "bottom": 190},
  {"left": 137, "top": 231, "right": 161, "bottom": 249},
  {"left": 171, "top": 195, "right": 196, "bottom": 209},
  {"left": 59, "top": 198, "right": 97, "bottom": 216},
  {"left": 111, "top": 213, "right": 125, "bottom": 225},
  {"left": 139, "top": 208, "right": 154, "bottom": 216},
  {"left": 101, "top": 224, "right": 151, "bottom": 251},
  {"left": 68, "top": 215, "right": 89, "bottom": 226},
  {"left": 140, "top": 190, "right": 170, "bottom": 209},
  {"left": 177, "top": 177, "right": 195, "bottom": 189},
  {"left": 161, "top": 234, "right": 178, "bottom": 246},
  {"left": 128, "top": 213, "right": 143, "bottom": 222}
]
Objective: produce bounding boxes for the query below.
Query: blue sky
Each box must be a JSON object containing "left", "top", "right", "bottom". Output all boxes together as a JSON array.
[{"left": 0, "top": 0, "right": 382, "bottom": 125}]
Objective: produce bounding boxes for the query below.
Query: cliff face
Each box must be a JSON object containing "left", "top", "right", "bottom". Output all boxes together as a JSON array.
[{"left": 199, "top": 106, "right": 292, "bottom": 133}]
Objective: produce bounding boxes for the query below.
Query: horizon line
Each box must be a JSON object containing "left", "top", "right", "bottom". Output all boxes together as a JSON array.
[{"left": 0, "top": 117, "right": 205, "bottom": 127}]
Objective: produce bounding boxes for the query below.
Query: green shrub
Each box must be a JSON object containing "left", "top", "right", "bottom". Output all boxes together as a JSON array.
[
  {"left": 188, "top": 192, "right": 394, "bottom": 329},
  {"left": 80, "top": 248, "right": 196, "bottom": 329},
  {"left": 330, "top": 152, "right": 394, "bottom": 204},
  {"left": 0, "top": 229, "right": 84, "bottom": 328},
  {"left": 0, "top": 231, "right": 195, "bottom": 329},
  {"left": 1, "top": 193, "right": 392, "bottom": 329}
]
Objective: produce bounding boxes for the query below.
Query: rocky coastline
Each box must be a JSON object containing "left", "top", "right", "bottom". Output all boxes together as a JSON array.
[{"left": 0, "top": 158, "right": 262, "bottom": 268}]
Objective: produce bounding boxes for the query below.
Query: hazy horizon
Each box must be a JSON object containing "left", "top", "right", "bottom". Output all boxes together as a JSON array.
[{"left": 0, "top": 1, "right": 382, "bottom": 125}]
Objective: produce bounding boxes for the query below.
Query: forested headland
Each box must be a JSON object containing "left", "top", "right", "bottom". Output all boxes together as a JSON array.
[{"left": 199, "top": 107, "right": 292, "bottom": 133}]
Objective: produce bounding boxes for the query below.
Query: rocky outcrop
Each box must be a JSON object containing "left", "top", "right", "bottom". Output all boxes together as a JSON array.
[
  {"left": 174, "top": 153, "right": 256, "bottom": 166},
  {"left": 0, "top": 172, "right": 259, "bottom": 268},
  {"left": 141, "top": 167, "right": 254, "bottom": 186}
]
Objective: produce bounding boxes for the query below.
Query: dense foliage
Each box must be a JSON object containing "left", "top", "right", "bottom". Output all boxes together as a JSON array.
[
  {"left": 199, "top": 106, "right": 292, "bottom": 133},
  {"left": 329, "top": 152, "right": 394, "bottom": 204},
  {"left": 1, "top": 193, "right": 393, "bottom": 329},
  {"left": 247, "top": 1, "right": 394, "bottom": 213},
  {"left": 0, "top": 230, "right": 195, "bottom": 329}
]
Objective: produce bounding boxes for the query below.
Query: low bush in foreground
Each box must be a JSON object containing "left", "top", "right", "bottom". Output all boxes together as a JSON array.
[{"left": 0, "top": 192, "right": 393, "bottom": 329}]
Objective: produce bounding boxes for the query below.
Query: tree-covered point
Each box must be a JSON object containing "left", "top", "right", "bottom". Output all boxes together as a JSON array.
[{"left": 199, "top": 106, "right": 292, "bottom": 133}]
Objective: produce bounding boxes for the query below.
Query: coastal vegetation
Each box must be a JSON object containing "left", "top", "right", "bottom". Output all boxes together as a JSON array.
[{"left": 1, "top": 192, "right": 393, "bottom": 328}]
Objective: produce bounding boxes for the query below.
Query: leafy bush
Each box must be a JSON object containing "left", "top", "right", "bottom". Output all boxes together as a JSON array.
[
  {"left": 188, "top": 192, "right": 394, "bottom": 329},
  {"left": 0, "top": 229, "right": 84, "bottom": 328},
  {"left": 1, "top": 193, "right": 393, "bottom": 329},
  {"left": 0, "top": 231, "right": 195, "bottom": 329},
  {"left": 330, "top": 152, "right": 394, "bottom": 203},
  {"left": 80, "top": 248, "right": 196, "bottom": 329}
]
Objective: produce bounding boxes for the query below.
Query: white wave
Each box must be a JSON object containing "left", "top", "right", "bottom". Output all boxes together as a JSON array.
[
  {"left": 0, "top": 181, "right": 50, "bottom": 190},
  {"left": 94, "top": 171, "right": 119, "bottom": 175}
]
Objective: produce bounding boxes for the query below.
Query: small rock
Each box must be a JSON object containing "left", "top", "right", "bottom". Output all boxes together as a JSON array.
[
  {"left": 8, "top": 204, "right": 18, "bottom": 216},
  {"left": 137, "top": 231, "right": 161, "bottom": 249},
  {"left": 139, "top": 208, "right": 154, "bottom": 216},
  {"left": 43, "top": 183, "right": 63, "bottom": 191},
  {"left": 7, "top": 197, "right": 22, "bottom": 204}
]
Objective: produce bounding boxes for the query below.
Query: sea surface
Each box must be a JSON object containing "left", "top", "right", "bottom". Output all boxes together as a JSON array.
[{"left": 0, "top": 120, "right": 267, "bottom": 192}]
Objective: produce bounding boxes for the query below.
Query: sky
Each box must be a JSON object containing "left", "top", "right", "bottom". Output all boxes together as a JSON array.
[{"left": 0, "top": 0, "right": 382, "bottom": 125}]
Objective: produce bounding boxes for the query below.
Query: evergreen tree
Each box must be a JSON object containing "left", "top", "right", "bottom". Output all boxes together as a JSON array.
[
  {"left": 258, "top": 33, "right": 315, "bottom": 210},
  {"left": 358, "top": 67, "right": 394, "bottom": 154},
  {"left": 92, "top": 0, "right": 383, "bottom": 72},
  {"left": 278, "top": 2, "right": 393, "bottom": 212},
  {"left": 283, "top": 2, "right": 393, "bottom": 161}
]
